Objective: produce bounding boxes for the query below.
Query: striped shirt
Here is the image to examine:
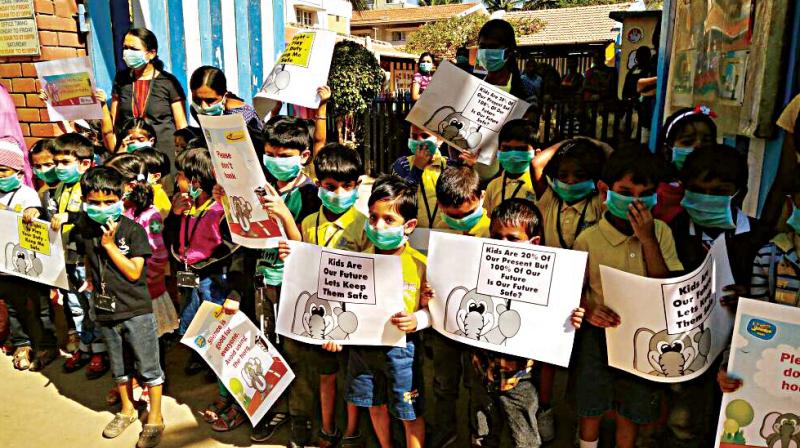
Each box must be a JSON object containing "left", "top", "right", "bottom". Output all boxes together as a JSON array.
[{"left": 751, "top": 232, "right": 800, "bottom": 305}]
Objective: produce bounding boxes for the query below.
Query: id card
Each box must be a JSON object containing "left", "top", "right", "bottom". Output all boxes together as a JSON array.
[
  {"left": 94, "top": 292, "right": 116, "bottom": 312},
  {"left": 177, "top": 270, "right": 200, "bottom": 288}
]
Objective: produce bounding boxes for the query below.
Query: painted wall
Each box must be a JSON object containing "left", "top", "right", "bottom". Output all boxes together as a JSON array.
[{"left": 285, "top": 0, "right": 351, "bottom": 33}]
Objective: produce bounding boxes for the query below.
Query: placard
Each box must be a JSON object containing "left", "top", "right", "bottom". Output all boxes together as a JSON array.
[
  {"left": 406, "top": 61, "right": 531, "bottom": 165},
  {"left": 198, "top": 114, "right": 284, "bottom": 249},
  {"left": 182, "top": 301, "right": 294, "bottom": 425},
  {"left": 426, "top": 232, "right": 586, "bottom": 366},
  {"left": 602, "top": 237, "right": 735, "bottom": 383},
  {"left": 0, "top": 210, "right": 68, "bottom": 289},
  {"left": 714, "top": 298, "right": 800, "bottom": 448},
  {"left": 35, "top": 57, "right": 103, "bottom": 120},
  {"left": 277, "top": 241, "right": 406, "bottom": 347}
]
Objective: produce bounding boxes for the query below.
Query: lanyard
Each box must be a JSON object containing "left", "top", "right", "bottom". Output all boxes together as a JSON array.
[
  {"left": 315, "top": 212, "right": 343, "bottom": 248},
  {"left": 181, "top": 200, "right": 213, "bottom": 264},
  {"left": 132, "top": 72, "right": 156, "bottom": 119},
  {"left": 92, "top": 237, "right": 111, "bottom": 294},
  {"left": 2, "top": 188, "right": 19, "bottom": 208},
  {"left": 555, "top": 198, "right": 589, "bottom": 249},
  {"left": 501, "top": 173, "right": 524, "bottom": 203},
  {"left": 418, "top": 161, "right": 444, "bottom": 225}
]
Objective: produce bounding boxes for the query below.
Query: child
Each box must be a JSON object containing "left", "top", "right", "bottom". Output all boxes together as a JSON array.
[
  {"left": 76, "top": 166, "right": 165, "bottom": 447},
  {"left": 173, "top": 127, "right": 200, "bottom": 154},
  {"left": 0, "top": 140, "right": 58, "bottom": 371},
  {"left": 483, "top": 119, "right": 538, "bottom": 216},
  {"left": 119, "top": 119, "right": 157, "bottom": 154},
  {"left": 435, "top": 165, "right": 491, "bottom": 237},
  {"left": 51, "top": 133, "right": 109, "bottom": 378},
  {"left": 469, "top": 198, "right": 585, "bottom": 447},
  {"left": 136, "top": 147, "right": 172, "bottom": 218},
  {"left": 572, "top": 148, "right": 683, "bottom": 448}
]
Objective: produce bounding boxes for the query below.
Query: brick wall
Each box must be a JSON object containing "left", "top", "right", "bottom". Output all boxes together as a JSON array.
[{"left": 0, "top": 0, "right": 85, "bottom": 149}]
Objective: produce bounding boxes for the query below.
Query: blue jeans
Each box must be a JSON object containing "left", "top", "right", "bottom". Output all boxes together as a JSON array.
[
  {"left": 179, "top": 273, "right": 228, "bottom": 335},
  {"left": 63, "top": 264, "right": 105, "bottom": 353},
  {"left": 99, "top": 313, "right": 164, "bottom": 386}
]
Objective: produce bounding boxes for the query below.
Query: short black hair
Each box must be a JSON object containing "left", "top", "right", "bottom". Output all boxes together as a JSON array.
[
  {"left": 29, "top": 138, "right": 55, "bottom": 162},
  {"left": 490, "top": 198, "right": 544, "bottom": 240},
  {"left": 263, "top": 116, "right": 312, "bottom": 152},
  {"left": 181, "top": 147, "right": 216, "bottom": 193},
  {"left": 174, "top": 126, "right": 201, "bottom": 142},
  {"left": 314, "top": 143, "right": 363, "bottom": 183},
  {"left": 436, "top": 166, "right": 481, "bottom": 208},
  {"left": 601, "top": 146, "right": 667, "bottom": 187},
  {"left": 544, "top": 137, "right": 607, "bottom": 181},
  {"left": 81, "top": 166, "right": 124, "bottom": 198},
  {"left": 659, "top": 107, "right": 718, "bottom": 149},
  {"left": 121, "top": 118, "right": 157, "bottom": 143},
  {"left": 680, "top": 144, "right": 748, "bottom": 193},
  {"left": 53, "top": 133, "right": 94, "bottom": 160},
  {"left": 498, "top": 119, "right": 536, "bottom": 146},
  {"left": 136, "top": 148, "right": 170, "bottom": 177},
  {"left": 105, "top": 154, "right": 153, "bottom": 215},
  {"left": 175, "top": 148, "right": 191, "bottom": 173},
  {"left": 185, "top": 137, "right": 208, "bottom": 151},
  {"left": 368, "top": 174, "right": 418, "bottom": 222}
]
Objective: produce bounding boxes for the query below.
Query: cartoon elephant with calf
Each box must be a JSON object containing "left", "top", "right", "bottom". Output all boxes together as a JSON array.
[
  {"left": 5, "top": 243, "right": 42, "bottom": 278},
  {"left": 423, "top": 106, "right": 483, "bottom": 150},
  {"left": 633, "top": 326, "right": 711, "bottom": 377},
  {"left": 761, "top": 412, "right": 800, "bottom": 448},
  {"left": 292, "top": 292, "right": 358, "bottom": 340},
  {"left": 443, "top": 287, "right": 521, "bottom": 345}
]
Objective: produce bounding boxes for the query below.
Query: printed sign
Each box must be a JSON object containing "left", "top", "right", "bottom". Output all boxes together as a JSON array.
[
  {"left": 182, "top": 301, "right": 294, "bottom": 425},
  {"left": 426, "top": 232, "right": 586, "bottom": 366},
  {"left": 602, "top": 237, "right": 735, "bottom": 383},
  {"left": 714, "top": 298, "right": 800, "bottom": 448},
  {"left": 0, "top": 210, "right": 67, "bottom": 289},
  {"left": 198, "top": 114, "right": 284, "bottom": 249},
  {"left": 35, "top": 57, "right": 102, "bottom": 120},
  {"left": 277, "top": 241, "right": 406, "bottom": 347},
  {"left": 257, "top": 29, "right": 336, "bottom": 110},
  {"left": 406, "top": 61, "right": 531, "bottom": 165},
  {"left": 0, "top": 18, "right": 39, "bottom": 57},
  {"left": 0, "top": 0, "right": 33, "bottom": 19}
]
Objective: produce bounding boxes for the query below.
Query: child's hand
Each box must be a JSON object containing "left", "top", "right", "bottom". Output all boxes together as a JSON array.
[
  {"left": 93, "top": 89, "right": 107, "bottom": 104},
  {"left": 321, "top": 341, "right": 342, "bottom": 352},
  {"left": 717, "top": 368, "right": 742, "bottom": 393},
  {"left": 22, "top": 208, "right": 40, "bottom": 224},
  {"left": 100, "top": 219, "right": 118, "bottom": 249},
  {"left": 0, "top": 203, "right": 8, "bottom": 211},
  {"left": 585, "top": 304, "right": 620, "bottom": 328},
  {"left": 317, "top": 85, "right": 331, "bottom": 104},
  {"left": 50, "top": 213, "right": 68, "bottom": 231},
  {"left": 720, "top": 284, "right": 746, "bottom": 308},
  {"left": 628, "top": 200, "right": 656, "bottom": 244},
  {"left": 420, "top": 282, "right": 435, "bottom": 308},
  {"left": 391, "top": 311, "right": 418, "bottom": 333},
  {"left": 570, "top": 307, "right": 585, "bottom": 329},
  {"left": 259, "top": 183, "right": 292, "bottom": 222},
  {"left": 222, "top": 298, "right": 240, "bottom": 315},
  {"left": 172, "top": 193, "right": 192, "bottom": 215},
  {"left": 38, "top": 89, "right": 49, "bottom": 102},
  {"left": 456, "top": 149, "right": 478, "bottom": 167},
  {"left": 212, "top": 184, "right": 226, "bottom": 203},
  {"left": 277, "top": 240, "right": 292, "bottom": 261}
]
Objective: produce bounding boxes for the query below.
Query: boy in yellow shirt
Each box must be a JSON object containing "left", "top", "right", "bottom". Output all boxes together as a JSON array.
[
  {"left": 435, "top": 165, "right": 490, "bottom": 238},
  {"left": 483, "top": 119, "right": 537, "bottom": 215},
  {"left": 135, "top": 147, "right": 172, "bottom": 218}
]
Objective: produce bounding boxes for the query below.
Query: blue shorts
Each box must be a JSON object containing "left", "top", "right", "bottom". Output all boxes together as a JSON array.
[
  {"left": 345, "top": 338, "right": 424, "bottom": 420},
  {"left": 575, "top": 325, "right": 662, "bottom": 424},
  {"left": 99, "top": 313, "right": 164, "bottom": 387}
]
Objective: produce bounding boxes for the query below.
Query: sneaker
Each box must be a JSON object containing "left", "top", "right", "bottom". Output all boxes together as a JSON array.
[
  {"left": 12, "top": 346, "right": 32, "bottom": 370},
  {"left": 287, "top": 417, "right": 312, "bottom": 448},
  {"left": 86, "top": 353, "right": 110, "bottom": 379},
  {"left": 136, "top": 422, "right": 165, "bottom": 448},
  {"left": 537, "top": 407, "right": 555, "bottom": 443},
  {"left": 428, "top": 430, "right": 458, "bottom": 448},
  {"left": 250, "top": 412, "right": 288, "bottom": 442},
  {"left": 63, "top": 350, "right": 90, "bottom": 373},
  {"left": 103, "top": 412, "right": 138, "bottom": 438},
  {"left": 341, "top": 433, "right": 364, "bottom": 448},
  {"left": 29, "top": 348, "right": 58, "bottom": 372},
  {"left": 318, "top": 427, "right": 342, "bottom": 448}
]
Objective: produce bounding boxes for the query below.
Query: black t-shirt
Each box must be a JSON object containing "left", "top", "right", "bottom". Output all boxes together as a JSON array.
[{"left": 80, "top": 215, "right": 153, "bottom": 322}]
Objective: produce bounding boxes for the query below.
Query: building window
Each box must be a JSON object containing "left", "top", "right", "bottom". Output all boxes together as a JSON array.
[
  {"left": 391, "top": 31, "right": 406, "bottom": 42},
  {"left": 295, "top": 8, "right": 315, "bottom": 27}
]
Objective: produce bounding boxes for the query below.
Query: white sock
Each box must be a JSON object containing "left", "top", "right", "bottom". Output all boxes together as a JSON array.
[{"left": 579, "top": 440, "right": 599, "bottom": 448}]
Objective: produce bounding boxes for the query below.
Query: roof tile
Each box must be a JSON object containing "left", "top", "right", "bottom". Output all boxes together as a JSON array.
[
  {"left": 351, "top": 3, "right": 483, "bottom": 25},
  {"left": 506, "top": 3, "right": 634, "bottom": 47}
]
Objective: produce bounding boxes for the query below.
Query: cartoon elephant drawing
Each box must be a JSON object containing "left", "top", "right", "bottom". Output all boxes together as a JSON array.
[
  {"left": 5, "top": 243, "right": 42, "bottom": 278},
  {"left": 443, "top": 287, "right": 521, "bottom": 345},
  {"left": 262, "top": 64, "right": 291, "bottom": 94},
  {"left": 423, "top": 106, "right": 483, "bottom": 150},
  {"left": 242, "top": 357, "right": 268, "bottom": 393},
  {"left": 633, "top": 326, "right": 711, "bottom": 377},
  {"left": 760, "top": 412, "right": 800, "bottom": 448},
  {"left": 292, "top": 292, "right": 359, "bottom": 340},
  {"left": 229, "top": 196, "right": 253, "bottom": 233}
]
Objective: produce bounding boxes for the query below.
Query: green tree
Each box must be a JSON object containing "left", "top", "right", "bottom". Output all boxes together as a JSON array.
[
  {"left": 328, "top": 40, "right": 385, "bottom": 143},
  {"left": 417, "top": 0, "right": 463, "bottom": 6}
]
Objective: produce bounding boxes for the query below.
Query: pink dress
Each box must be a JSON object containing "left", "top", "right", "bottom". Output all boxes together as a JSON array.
[
  {"left": 412, "top": 72, "right": 432, "bottom": 93},
  {"left": 0, "top": 85, "right": 33, "bottom": 186},
  {"left": 178, "top": 201, "right": 226, "bottom": 266}
]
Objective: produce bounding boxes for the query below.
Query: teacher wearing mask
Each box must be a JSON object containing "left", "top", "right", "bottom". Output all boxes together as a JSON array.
[{"left": 111, "top": 28, "right": 187, "bottom": 167}]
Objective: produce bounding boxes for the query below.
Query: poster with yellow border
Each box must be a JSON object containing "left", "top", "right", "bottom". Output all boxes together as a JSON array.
[
  {"left": 0, "top": 210, "right": 68, "bottom": 289},
  {"left": 35, "top": 56, "right": 103, "bottom": 121}
]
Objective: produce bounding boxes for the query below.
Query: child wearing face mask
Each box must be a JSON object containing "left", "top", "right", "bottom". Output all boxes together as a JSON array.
[
  {"left": 119, "top": 118, "right": 157, "bottom": 153},
  {"left": 653, "top": 106, "right": 718, "bottom": 224},
  {"left": 28, "top": 139, "right": 60, "bottom": 218},
  {"left": 189, "top": 66, "right": 262, "bottom": 132},
  {"left": 136, "top": 147, "right": 172, "bottom": 218},
  {"left": 483, "top": 119, "right": 538, "bottom": 216}
]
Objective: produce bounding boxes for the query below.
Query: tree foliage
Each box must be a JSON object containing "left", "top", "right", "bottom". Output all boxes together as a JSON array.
[
  {"left": 417, "top": 0, "right": 463, "bottom": 6},
  {"left": 328, "top": 40, "right": 385, "bottom": 118}
]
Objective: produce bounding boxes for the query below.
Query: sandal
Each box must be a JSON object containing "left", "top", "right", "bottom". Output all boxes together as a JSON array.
[
  {"left": 201, "top": 396, "right": 232, "bottom": 424},
  {"left": 211, "top": 405, "right": 246, "bottom": 432},
  {"left": 136, "top": 421, "right": 165, "bottom": 448},
  {"left": 29, "top": 348, "right": 58, "bottom": 372},
  {"left": 12, "top": 346, "right": 32, "bottom": 370}
]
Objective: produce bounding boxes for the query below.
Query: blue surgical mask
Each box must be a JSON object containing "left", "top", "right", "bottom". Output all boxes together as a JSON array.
[
  {"left": 550, "top": 178, "right": 596, "bottom": 203},
  {"left": 193, "top": 98, "right": 225, "bottom": 116},
  {"left": 126, "top": 141, "right": 153, "bottom": 153},
  {"left": 122, "top": 49, "right": 148, "bottom": 69},
  {"left": 671, "top": 146, "right": 693, "bottom": 170},
  {"left": 35, "top": 167, "right": 59, "bottom": 184},
  {"left": 456, "top": 55, "right": 469, "bottom": 65},
  {"left": 408, "top": 138, "right": 438, "bottom": 155},
  {"left": 56, "top": 164, "right": 81, "bottom": 184},
  {"left": 318, "top": 187, "right": 358, "bottom": 215},
  {"left": 0, "top": 172, "right": 21, "bottom": 192},
  {"left": 477, "top": 48, "right": 507, "bottom": 72},
  {"left": 441, "top": 202, "right": 484, "bottom": 232},
  {"left": 497, "top": 150, "right": 533, "bottom": 175},
  {"left": 419, "top": 62, "right": 434, "bottom": 73},
  {"left": 86, "top": 201, "right": 124, "bottom": 225},
  {"left": 787, "top": 204, "right": 800, "bottom": 234},
  {"left": 188, "top": 184, "right": 202, "bottom": 200},
  {"left": 364, "top": 221, "right": 407, "bottom": 251},
  {"left": 680, "top": 190, "right": 736, "bottom": 229},
  {"left": 606, "top": 190, "right": 657, "bottom": 221},
  {"left": 263, "top": 155, "right": 302, "bottom": 182}
]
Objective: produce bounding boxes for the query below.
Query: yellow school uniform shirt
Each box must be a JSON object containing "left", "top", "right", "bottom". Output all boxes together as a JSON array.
[
  {"left": 433, "top": 208, "right": 491, "bottom": 238},
  {"left": 536, "top": 188, "right": 604, "bottom": 249},
  {"left": 572, "top": 215, "right": 683, "bottom": 310},
  {"left": 301, "top": 206, "right": 370, "bottom": 252},
  {"left": 410, "top": 155, "right": 448, "bottom": 229},
  {"left": 484, "top": 170, "right": 536, "bottom": 216},
  {"left": 366, "top": 242, "right": 427, "bottom": 314},
  {"left": 152, "top": 183, "right": 172, "bottom": 219}
]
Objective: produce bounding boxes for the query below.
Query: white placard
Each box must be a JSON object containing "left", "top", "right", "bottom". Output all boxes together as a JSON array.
[
  {"left": 427, "top": 232, "right": 586, "bottom": 366},
  {"left": 0, "top": 210, "right": 68, "bottom": 289},
  {"left": 34, "top": 57, "right": 103, "bottom": 121}
]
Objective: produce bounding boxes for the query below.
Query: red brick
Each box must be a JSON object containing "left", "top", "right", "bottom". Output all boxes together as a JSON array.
[
  {"left": 19, "top": 124, "right": 30, "bottom": 137},
  {"left": 34, "top": 0, "right": 55, "bottom": 15},
  {"left": 0, "top": 63, "right": 21, "bottom": 78},
  {"left": 40, "top": 46, "right": 77, "bottom": 60},
  {"left": 58, "top": 32, "right": 81, "bottom": 47},
  {"left": 38, "top": 30, "right": 58, "bottom": 46},
  {"left": 25, "top": 137, "right": 41, "bottom": 149},
  {"left": 39, "top": 108, "right": 50, "bottom": 122},
  {"left": 9, "top": 94, "right": 25, "bottom": 107},
  {"left": 54, "top": 0, "right": 77, "bottom": 18},
  {"left": 21, "top": 63, "right": 36, "bottom": 77},
  {"left": 25, "top": 94, "right": 45, "bottom": 108},
  {"left": 4, "top": 56, "right": 34, "bottom": 63},
  {"left": 30, "top": 123, "right": 59, "bottom": 137},
  {"left": 11, "top": 78, "right": 36, "bottom": 93},
  {"left": 36, "top": 15, "right": 76, "bottom": 32},
  {"left": 16, "top": 108, "right": 40, "bottom": 122},
  {"left": 0, "top": 79, "right": 11, "bottom": 91}
]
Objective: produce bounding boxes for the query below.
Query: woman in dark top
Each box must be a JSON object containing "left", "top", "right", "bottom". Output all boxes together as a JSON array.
[{"left": 111, "top": 28, "right": 188, "bottom": 165}]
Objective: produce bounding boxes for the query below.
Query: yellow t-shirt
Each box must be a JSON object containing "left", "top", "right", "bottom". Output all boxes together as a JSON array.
[
  {"left": 777, "top": 94, "right": 800, "bottom": 132},
  {"left": 152, "top": 183, "right": 172, "bottom": 219},
  {"left": 433, "top": 208, "right": 491, "bottom": 238},
  {"left": 409, "top": 155, "right": 448, "bottom": 229},
  {"left": 367, "top": 242, "right": 427, "bottom": 314},
  {"left": 573, "top": 216, "right": 684, "bottom": 310},
  {"left": 484, "top": 170, "right": 536, "bottom": 216},
  {"left": 301, "top": 206, "right": 370, "bottom": 252},
  {"left": 536, "top": 188, "right": 604, "bottom": 249}
]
